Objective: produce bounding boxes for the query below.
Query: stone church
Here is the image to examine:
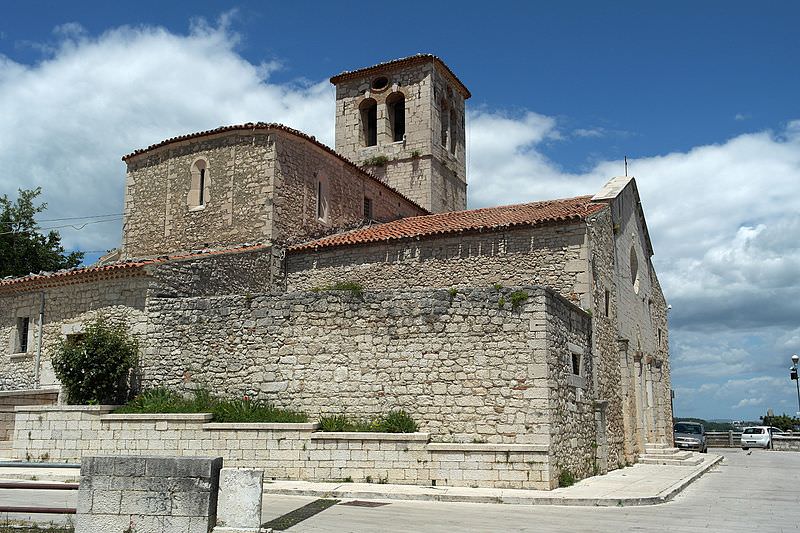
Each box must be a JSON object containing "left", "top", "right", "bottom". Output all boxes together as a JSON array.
[{"left": 0, "top": 54, "right": 673, "bottom": 487}]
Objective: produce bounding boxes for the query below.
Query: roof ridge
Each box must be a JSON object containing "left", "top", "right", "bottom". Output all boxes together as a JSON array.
[
  {"left": 329, "top": 54, "right": 471, "bottom": 99},
  {"left": 289, "top": 196, "right": 606, "bottom": 253}
]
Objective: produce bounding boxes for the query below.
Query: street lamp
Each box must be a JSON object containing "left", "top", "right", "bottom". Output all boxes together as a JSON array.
[{"left": 791, "top": 354, "right": 800, "bottom": 416}]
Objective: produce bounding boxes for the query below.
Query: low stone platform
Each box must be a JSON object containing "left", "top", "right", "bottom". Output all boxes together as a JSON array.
[
  {"left": 638, "top": 443, "right": 704, "bottom": 466},
  {"left": 259, "top": 453, "right": 722, "bottom": 507}
]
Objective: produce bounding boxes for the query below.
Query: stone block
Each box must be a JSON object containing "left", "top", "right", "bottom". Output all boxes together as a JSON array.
[
  {"left": 91, "top": 489, "right": 122, "bottom": 514},
  {"left": 215, "top": 468, "right": 264, "bottom": 529}
]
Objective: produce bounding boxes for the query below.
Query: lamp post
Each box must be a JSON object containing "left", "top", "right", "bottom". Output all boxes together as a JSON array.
[{"left": 791, "top": 354, "right": 800, "bottom": 416}]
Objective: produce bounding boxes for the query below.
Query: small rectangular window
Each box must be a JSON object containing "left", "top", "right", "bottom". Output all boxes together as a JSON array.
[
  {"left": 363, "top": 197, "right": 373, "bottom": 220},
  {"left": 571, "top": 353, "right": 581, "bottom": 376},
  {"left": 66, "top": 333, "right": 85, "bottom": 347},
  {"left": 16, "top": 317, "right": 30, "bottom": 353},
  {"left": 198, "top": 168, "right": 206, "bottom": 206},
  {"left": 316, "top": 179, "right": 328, "bottom": 222},
  {"left": 604, "top": 289, "right": 610, "bottom": 317}
]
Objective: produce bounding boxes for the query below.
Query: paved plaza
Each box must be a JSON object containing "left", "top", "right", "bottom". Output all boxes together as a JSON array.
[
  {"left": 0, "top": 448, "right": 798, "bottom": 531},
  {"left": 259, "top": 449, "right": 799, "bottom": 532}
]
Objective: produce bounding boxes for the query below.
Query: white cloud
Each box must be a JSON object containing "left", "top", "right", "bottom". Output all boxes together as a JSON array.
[
  {"left": 573, "top": 127, "right": 605, "bottom": 138},
  {"left": 0, "top": 17, "right": 333, "bottom": 252},
  {"left": 734, "top": 113, "right": 750, "bottom": 121},
  {"left": 734, "top": 397, "right": 764, "bottom": 408},
  {"left": 2, "top": 19, "right": 799, "bottom": 420}
]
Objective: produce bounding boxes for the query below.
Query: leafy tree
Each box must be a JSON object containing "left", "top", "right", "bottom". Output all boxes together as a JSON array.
[
  {"left": 0, "top": 187, "right": 84, "bottom": 278},
  {"left": 51, "top": 317, "right": 139, "bottom": 405},
  {"left": 761, "top": 413, "right": 800, "bottom": 431}
]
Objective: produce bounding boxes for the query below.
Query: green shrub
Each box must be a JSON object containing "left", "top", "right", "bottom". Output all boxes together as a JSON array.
[
  {"left": 328, "top": 281, "right": 364, "bottom": 298},
  {"left": 319, "top": 410, "right": 417, "bottom": 433},
  {"left": 212, "top": 397, "right": 308, "bottom": 423},
  {"left": 319, "top": 414, "right": 353, "bottom": 432},
  {"left": 509, "top": 290, "right": 529, "bottom": 309},
  {"left": 51, "top": 317, "right": 138, "bottom": 405},
  {"left": 558, "top": 469, "right": 576, "bottom": 487},
  {"left": 115, "top": 388, "right": 308, "bottom": 423},
  {"left": 381, "top": 410, "right": 418, "bottom": 433}
]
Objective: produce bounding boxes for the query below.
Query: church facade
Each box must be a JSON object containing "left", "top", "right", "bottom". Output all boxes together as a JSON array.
[{"left": 0, "top": 55, "right": 672, "bottom": 488}]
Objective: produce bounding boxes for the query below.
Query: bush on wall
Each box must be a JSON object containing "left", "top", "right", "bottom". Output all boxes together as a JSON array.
[{"left": 51, "top": 317, "right": 139, "bottom": 405}]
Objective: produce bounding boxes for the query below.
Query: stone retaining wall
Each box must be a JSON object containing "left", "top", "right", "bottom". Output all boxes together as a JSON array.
[
  {"left": 0, "top": 388, "right": 58, "bottom": 442},
  {"left": 14, "top": 407, "right": 553, "bottom": 489},
  {"left": 141, "top": 286, "right": 591, "bottom": 448}
]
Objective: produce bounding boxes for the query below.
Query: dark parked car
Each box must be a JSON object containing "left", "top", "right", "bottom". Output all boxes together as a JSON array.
[{"left": 674, "top": 422, "right": 707, "bottom": 453}]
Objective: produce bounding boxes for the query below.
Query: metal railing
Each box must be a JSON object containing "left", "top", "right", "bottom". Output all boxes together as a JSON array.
[{"left": 0, "top": 481, "right": 78, "bottom": 515}]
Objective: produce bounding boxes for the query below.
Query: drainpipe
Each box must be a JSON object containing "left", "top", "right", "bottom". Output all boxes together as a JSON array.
[{"left": 33, "top": 291, "right": 45, "bottom": 388}]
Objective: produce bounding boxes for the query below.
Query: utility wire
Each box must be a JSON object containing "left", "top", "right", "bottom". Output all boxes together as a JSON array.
[
  {"left": 0, "top": 212, "right": 123, "bottom": 227},
  {"left": 0, "top": 217, "right": 123, "bottom": 236}
]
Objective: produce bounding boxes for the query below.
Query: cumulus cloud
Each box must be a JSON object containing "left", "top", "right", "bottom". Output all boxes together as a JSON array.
[
  {"left": 0, "top": 17, "right": 332, "bottom": 252},
  {"left": 2, "top": 19, "right": 799, "bottom": 420}
]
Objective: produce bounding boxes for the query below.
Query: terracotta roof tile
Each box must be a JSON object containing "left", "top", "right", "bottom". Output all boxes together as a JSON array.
[
  {"left": 120, "top": 122, "right": 428, "bottom": 215},
  {"left": 329, "top": 54, "right": 471, "bottom": 99},
  {"left": 289, "top": 195, "right": 606, "bottom": 252}
]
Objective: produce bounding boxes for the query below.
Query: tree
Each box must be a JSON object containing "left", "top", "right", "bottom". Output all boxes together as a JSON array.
[
  {"left": 51, "top": 317, "right": 139, "bottom": 405},
  {"left": 0, "top": 187, "right": 84, "bottom": 277},
  {"left": 761, "top": 413, "right": 800, "bottom": 431}
]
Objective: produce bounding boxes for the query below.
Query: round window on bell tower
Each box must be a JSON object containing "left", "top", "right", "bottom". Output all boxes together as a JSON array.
[{"left": 371, "top": 76, "right": 389, "bottom": 91}]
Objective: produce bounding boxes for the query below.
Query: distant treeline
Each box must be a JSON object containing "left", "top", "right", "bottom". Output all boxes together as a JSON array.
[
  {"left": 676, "top": 415, "right": 800, "bottom": 432},
  {"left": 674, "top": 417, "right": 755, "bottom": 431}
]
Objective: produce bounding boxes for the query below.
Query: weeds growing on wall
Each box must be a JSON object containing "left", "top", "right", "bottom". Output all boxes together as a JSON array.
[
  {"left": 558, "top": 469, "right": 576, "bottom": 487},
  {"left": 51, "top": 317, "right": 138, "bottom": 405},
  {"left": 312, "top": 281, "right": 364, "bottom": 298},
  {"left": 509, "top": 290, "right": 529, "bottom": 309},
  {"left": 115, "top": 388, "right": 309, "bottom": 423},
  {"left": 362, "top": 155, "right": 389, "bottom": 167},
  {"left": 319, "top": 410, "right": 418, "bottom": 433}
]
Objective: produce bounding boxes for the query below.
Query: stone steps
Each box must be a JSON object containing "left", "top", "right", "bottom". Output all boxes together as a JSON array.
[{"left": 639, "top": 443, "right": 704, "bottom": 466}]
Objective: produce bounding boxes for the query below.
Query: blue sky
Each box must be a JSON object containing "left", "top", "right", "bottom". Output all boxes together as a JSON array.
[{"left": 1, "top": 1, "right": 799, "bottom": 421}]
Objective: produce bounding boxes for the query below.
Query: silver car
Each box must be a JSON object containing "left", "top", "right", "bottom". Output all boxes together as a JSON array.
[{"left": 674, "top": 422, "right": 707, "bottom": 453}]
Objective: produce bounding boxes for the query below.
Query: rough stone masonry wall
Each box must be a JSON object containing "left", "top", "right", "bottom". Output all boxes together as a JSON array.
[
  {"left": 122, "top": 132, "right": 276, "bottom": 259},
  {"left": 542, "top": 290, "right": 597, "bottom": 481},
  {"left": 14, "top": 408, "right": 552, "bottom": 489},
  {"left": 609, "top": 185, "right": 672, "bottom": 459},
  {"left": 145, "top": 246, "right": 278, "bottom": 298},
  {"left": 586, "top": 207, "right": 627, "bottom": 470},
  {"left": 272, "top": 130, "right": 425, "bottom": 246},
  {"left": 0, "top": 276, "right": 149, "bottom": 392},
  {"left": 141, "top": 286, "right": 591, "bottom": 446},
  {"left": 333, "top": 61, "right": 467, "bottom": 213},
  {"left": 286, "top": 223, "right": 591, "bottom": 307}
]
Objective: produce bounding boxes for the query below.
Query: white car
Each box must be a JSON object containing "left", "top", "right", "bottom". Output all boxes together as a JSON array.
[{"left": 740, "top": 426, "right": 784, "bottom": 450}]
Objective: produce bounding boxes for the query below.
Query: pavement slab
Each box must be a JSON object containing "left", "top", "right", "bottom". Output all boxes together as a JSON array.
[{"left": 259, "top": 453, "right": 722, "bottom": 506}]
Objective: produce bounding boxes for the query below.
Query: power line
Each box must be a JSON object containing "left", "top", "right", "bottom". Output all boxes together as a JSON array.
[
  {"left": 0, "top": 212, "right": 123, "bottom": 226},
  {"left": 0, "top": 217, "right": 122, "bottom": 236}
]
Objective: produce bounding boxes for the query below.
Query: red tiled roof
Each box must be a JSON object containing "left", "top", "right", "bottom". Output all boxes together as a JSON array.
[
  {"left": 330, "top": 54, "right": 471, "bottom": 99},
  {"left": 120, "top": 122, "right": 428, "bottom": 215},
  {"left": 289, "top": 195, "right": 606, "bottom": 252},
  {"left": 0, "top": 244, "right": 270, "bottom": 293}
]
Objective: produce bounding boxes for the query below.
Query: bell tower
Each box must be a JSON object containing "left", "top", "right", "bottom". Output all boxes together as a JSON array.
[{"left": 330, "top": 54, "right": 470, "bottom": 213}]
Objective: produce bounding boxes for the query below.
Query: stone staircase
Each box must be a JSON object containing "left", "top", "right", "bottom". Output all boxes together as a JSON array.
[{"left": 638, "top": 443, "right": 704, "bottom": 466}]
